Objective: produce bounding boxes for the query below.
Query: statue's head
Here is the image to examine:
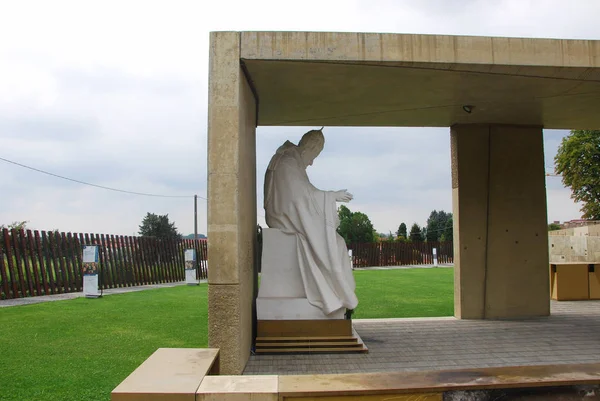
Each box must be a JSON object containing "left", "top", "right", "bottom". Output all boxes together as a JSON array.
[{"left": 298, "top": 127, "right": 325, "bottom": 167}]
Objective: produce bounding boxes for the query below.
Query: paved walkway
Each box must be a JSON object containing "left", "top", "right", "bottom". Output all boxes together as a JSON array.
[
  {"left": 0, "top": 281, "right": 200, "bottom": 307},
  {"left": 244, "top": 300, "right": 600, "bottom": 375}
]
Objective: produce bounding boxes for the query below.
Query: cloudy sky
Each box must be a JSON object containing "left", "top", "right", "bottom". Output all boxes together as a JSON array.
[{"left": 0, "top": 0, "right": 595, "bottom": 236}]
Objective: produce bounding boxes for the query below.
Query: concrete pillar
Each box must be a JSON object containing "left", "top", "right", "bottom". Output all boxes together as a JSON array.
[
  {"left": 207, "top": 32, "right": 257, "bottom": 374},
  {"left": 451, "top": 124, "right": 550, "bottom": 319}
]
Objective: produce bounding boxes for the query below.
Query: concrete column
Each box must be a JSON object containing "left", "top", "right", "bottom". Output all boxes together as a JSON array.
[
  {"left": 451, "top": 124, "right": 550, "bottom": 319},
  {"left": 207, "top": 32, "right": 257, "bottom": 374}
]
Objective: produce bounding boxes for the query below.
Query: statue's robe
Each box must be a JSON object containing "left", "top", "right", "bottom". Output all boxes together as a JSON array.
[{"left": 264, "top": 141, "right": 358, "bottom": 315}]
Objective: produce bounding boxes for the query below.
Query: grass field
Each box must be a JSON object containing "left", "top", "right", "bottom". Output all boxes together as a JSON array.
[
  {"left": 352, "top": 268, "right": 454, "bottom": 318},
  {"left": 0, "top": 268, "right": 453, "bottom": 401}
]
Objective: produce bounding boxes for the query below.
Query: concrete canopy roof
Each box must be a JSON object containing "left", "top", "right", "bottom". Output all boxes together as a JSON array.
[{"left": 238, "top": 32, "right": 600, "bottom": 129}]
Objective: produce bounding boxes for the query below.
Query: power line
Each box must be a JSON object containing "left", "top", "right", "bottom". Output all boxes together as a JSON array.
[{"left": 0, "top": 156, "right": 206, "bottom": 200}]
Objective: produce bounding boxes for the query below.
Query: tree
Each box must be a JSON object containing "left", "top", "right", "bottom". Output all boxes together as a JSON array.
[
  {"left": 409, "top": 223, "right": 424, "bottom": 242},
  {"left": 548, "top": 223, "right": 562, "bottom": 231},
  {"left": 425, "top": 210, "right": 452, "bottom": 242},
  {"left": 442, "top": 217, "right": 453, "bottom": 242},
  {"left": 337, "top": 205, "right": 375, "bottom": 244},
  {"left": 397, "top": 222, "right": 407, "bottom": 239},
  {"left": 0, "top": 221, "right": 28, "bottom": 231},
  {"left": 555, "top": 130, "right": 600, "bottom": 220},
  {"left": 138, "top": 213, "right": 181, "bottom": 239}
]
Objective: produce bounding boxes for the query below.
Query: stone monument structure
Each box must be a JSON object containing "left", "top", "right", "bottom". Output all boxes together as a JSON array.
[
  {"left": 207, "top": 30, "right": 600, "bottom": 374},
  {"left": 254, "top": 128, "right": 365, "bottom": 353}
]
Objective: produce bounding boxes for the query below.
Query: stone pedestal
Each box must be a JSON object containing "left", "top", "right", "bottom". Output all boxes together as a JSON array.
[
  {"left": 257, "top": 228, "right": 345, "bottom": 320},
  {"left": 256, "top": 228, "right": 364, "bottom": 353}
]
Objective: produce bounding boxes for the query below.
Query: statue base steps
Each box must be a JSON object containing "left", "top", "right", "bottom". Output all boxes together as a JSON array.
[
  {"left": 257, "top": 297, "right": 345, "bottom": 320},
  {"left": 255, "top": 320, "right": 368, "bottom": 354}
]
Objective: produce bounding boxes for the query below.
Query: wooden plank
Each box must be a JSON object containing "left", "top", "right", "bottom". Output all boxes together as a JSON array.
[
  {"left": 136, "top": 237, "right": 148, "bottom": 285},
  {"left": 149, "top": 237, "right": 159, "bottom": 284},
  {"left": 2, "top": 229, "right": 19, "bottom": 298},
  {"left": 34, "top": 231, "right": 51, "bottom": 295},
  {"left": 100, "top": 234, "right": 115, "bottom": 288},
  {"left": 17, "top": 229, "right": 35, "bottom": 296},
  {"left": 95, "top": 234, "right": 108, "bottom": 289},
  {"left": 255, "top": 347, "right": 366, "bottom": 353},
  {"left": 110, "top": 235, "right": 124, "bottom": 287},
  {"left": 166, "top": 238, "right": 176, "bottom": 283},
  {"left": 47, "top": 231, "right": 63, "bottom": 294},
  {"left": 256, "top": 336, "right": 355, "bottom": 342},
  {"left": 122, "top": 236, "right": 137, "bottom": 286},
  {"left": 157, "top": 238, "right": 169, "bottom": 284},
  {"left": 133, "top": 237, "right": 152, "bottom": 284},
  {"left": 69, "top": 233, "right": 82, "bottom": 292},
  {"left": 199, "top": 240, "right": 208, "bottom": 279},
  {"left": 55, "top": 233, "right": 70, "bottom": 292},
  {"left": 278, "top": 363, "right": 600, "bottom": 397},
  {"left": 25, "top": 230, "right": 42, "bottom": 296},
  {"left": 0, "top": 246, "right": 10, "bottom": 299},
  {"left": 140, "top": 236, "right": 152, "bottom": 285},
  {"left": 257, "top": 320, "right": 352, "bottom": 338},
  {"left": 256, "top": 341, "right": 360, "bottom": 347},
  {"left": 41, "top": 231, "right": 58, "bottom": 295},
  {"left": 170, "top": 238, "right": 179, "bottom": 282},
  {"left": 120, "top": 235, "right": 133, "bottom": 286},
  {"left": 0, "top": 229, "right": 13, "bottom": 298},
  {"left": 144, "top": 237, "right": 157, "bottom": 284},
  {"left": 11, "top": 230, "right": 28, "bottom": 297},
  {"left": 129, "top": 236, "right": 144, "bottom": 285}
]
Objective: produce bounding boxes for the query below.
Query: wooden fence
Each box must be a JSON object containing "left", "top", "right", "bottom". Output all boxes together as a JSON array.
[
  {"left": 349, "top": 241, "right": 453, "bottom": 268},
  {"left": 0, "top": 229, "right": 208, "bottom": 300}
]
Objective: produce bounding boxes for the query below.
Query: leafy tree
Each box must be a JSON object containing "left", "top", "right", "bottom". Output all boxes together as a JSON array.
[
  {"left": 397, "top": 223, "right": 407, "bottom": 239},
  {"left": 443, "top": 217, "right": 453, "bottom": 242},
  {"left": 337, "top": 205, "right": 375, "bottom": 244},
  {"left": 138, "top": 213, "right": 181, "bottom": 239},
  {"left": 409, "top": 223, "right": 424, "bottom": 242},
  {"left": 548, "top": 223, "right": 562, "bottom": 231},
  {"left": 555, "top": 130, "right": 600, "bottom": 220},
  {"left": 425, "top": 210, "right": 452, "bottom": 242},
  {"left": 0, "top": 221, "right": 28, "bottom": 231}
]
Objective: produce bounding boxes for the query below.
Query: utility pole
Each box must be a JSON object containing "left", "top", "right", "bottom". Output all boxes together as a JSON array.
[{"left": 194, "top": 195, "right": 198, "bottom": 240}]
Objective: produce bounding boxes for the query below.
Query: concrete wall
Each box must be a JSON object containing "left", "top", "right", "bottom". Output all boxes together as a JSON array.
[
  {"left": 549, "top": 236, "right": 600, "bottom": 263},
  {"left": 452, "top": 124, "right": 550, "bottom": 319},
  {"left": 207, "top": 31, "right": 257, "bottom": 374}
]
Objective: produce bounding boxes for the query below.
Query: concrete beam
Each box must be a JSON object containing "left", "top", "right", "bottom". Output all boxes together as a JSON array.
[{"left": 235, "top": 32, "right": 600, "bottom": 128}]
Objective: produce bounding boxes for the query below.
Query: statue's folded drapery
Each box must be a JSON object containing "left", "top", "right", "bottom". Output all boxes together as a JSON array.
[{"left": 264, "top": 141, "right": 358, "bottom": 315}]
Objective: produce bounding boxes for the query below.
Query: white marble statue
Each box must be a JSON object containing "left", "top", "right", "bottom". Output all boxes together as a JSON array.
[{"left": 263, "top": 128, "right": 358, "bottom": 316}]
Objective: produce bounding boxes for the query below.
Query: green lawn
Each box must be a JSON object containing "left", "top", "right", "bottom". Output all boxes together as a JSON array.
[
  {"left": 352, "top": 268, "right": 454, "bottom": 318},
  {"left": 0, "top": 285, "right": 208, "bottom": 401},
  {"left": 0, "top": 268, "right": 453, "bottom": 401}
]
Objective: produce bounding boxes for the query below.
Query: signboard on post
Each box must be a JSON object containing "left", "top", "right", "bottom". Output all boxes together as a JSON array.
[
  {"left": 82, "top": 245, "right": 101, "bottom": 298},
  {"left": 185, "top": 249, "right": 199, "bottom": 285},
  {"left": 433, "top": 248, "right": 438, "bottom": 267}
]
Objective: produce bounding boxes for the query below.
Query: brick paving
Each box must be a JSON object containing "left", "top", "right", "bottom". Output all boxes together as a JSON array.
[{"left": 244, "top": 300, "right": 600, "bottom": 375}]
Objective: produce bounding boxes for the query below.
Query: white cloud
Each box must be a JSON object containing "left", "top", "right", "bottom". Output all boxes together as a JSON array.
[{"left": 0, "top": 0, "right": 593, "bottom": 236}]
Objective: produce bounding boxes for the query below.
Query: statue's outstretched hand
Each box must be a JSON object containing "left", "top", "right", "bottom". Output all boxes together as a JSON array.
[{"left": 335, "top": 189, "right": 353, "bottom": 203}]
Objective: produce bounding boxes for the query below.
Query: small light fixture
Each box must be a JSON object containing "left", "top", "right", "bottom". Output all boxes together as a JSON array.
[{"left": 462, "top": 105, "right": 474, "bottom": 114}]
